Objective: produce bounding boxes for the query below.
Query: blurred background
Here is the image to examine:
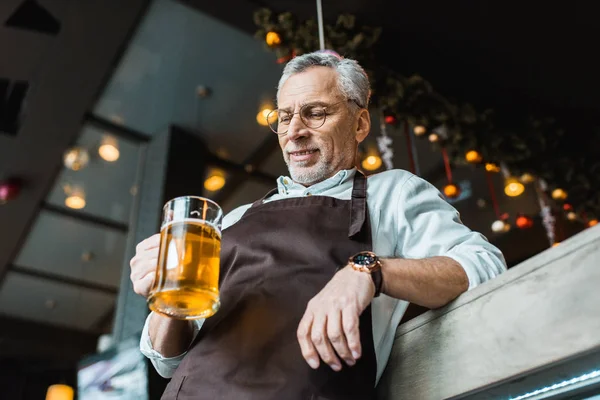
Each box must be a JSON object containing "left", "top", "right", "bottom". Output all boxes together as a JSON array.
[{"left": 1, "top": 0, "right": 599, "bottom": 399}]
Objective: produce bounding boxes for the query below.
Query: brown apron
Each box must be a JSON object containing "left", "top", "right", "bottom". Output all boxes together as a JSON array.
[{"left": 162, "top": 172, "right": 377, "bottom": 400}]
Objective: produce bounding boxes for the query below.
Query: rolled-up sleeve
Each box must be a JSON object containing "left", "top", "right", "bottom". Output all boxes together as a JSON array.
[
  {"left": 139, "top": 312, "right": 204, "bottom": 378},
  {"left": 396, "top": 175, "right": 507, "bottom": 289}
]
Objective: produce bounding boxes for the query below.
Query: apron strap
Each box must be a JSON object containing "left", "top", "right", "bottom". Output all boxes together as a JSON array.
[
  {"left": 348, "top": 171, "right": 367, "bottom": 238},
  {"left": 251, "top": 188, "right": 279, "bottom": 207}
]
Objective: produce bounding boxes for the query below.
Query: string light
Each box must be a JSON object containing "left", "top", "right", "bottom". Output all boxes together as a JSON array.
[
  {"left": 551, "top": 188, "right": 568, "bottom": 200},
  {"left": 504, "top": 177, "right": 525, "bottom": 197},
  {"left": 46, "top": 384, "right": 74, "bottom": 400},
  {"left": 413, "top": 125, "right": 426, "bottom": 136},
  {"left": 428, "top": 133, "right": 439, "bottom": 143},
  {"left": 485, "top": 163, "right": 500, "bottom": 173},
  {"left": 589, "top": 219, "right": 598, "bottom": 227},
  {"left": 491, "top": 219, "right": 510, "bottom": 233},
  {"left": 465, "top": 150, "right": 482, "bottom": 164},
  {"left": 520, "top": 173, "right": 535, "bottom": 183},
  {"left": 443, "top": 183, "right": 460, "bottom": 199},
  {"left": 567, "top": 211, "right": 577, "bottom": 221},
  {"left": 265, "top": 31, "right": 281, "bottom": 47},
  {"left": 384, "top": 115, "right": 396, "bottom": 125},
  {"left": 516, "top": 215, "right": 534, "bottom": 229}
]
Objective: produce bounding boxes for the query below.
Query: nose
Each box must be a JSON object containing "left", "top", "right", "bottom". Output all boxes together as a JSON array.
[{"left": 286, "top": 113, "right": 310, "bottom": 141}]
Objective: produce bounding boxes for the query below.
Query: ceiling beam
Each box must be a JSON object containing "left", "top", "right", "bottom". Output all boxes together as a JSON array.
[
  {"left": 0, "top": 314, "right": 98, "bottom": 361},
  {"left": 0, "top": 0, "right": 151, "bottom": 284},
  {"left": 10, "top": 264, "right": 119, "bottom": 295}
]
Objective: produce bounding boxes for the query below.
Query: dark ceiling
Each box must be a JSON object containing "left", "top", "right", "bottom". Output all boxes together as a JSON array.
[{"left": 190, "top": 0, "right": 600, "bottom": 121}]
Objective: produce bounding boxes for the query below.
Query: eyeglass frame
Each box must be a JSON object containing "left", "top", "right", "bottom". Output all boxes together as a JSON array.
[{"left": 266, "top": 99, "right": 363, "bottom": 135}]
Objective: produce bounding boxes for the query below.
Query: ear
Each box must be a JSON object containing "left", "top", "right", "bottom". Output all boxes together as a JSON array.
[{"left": 354, "top": 108, "right": 371, "bottom": 143}]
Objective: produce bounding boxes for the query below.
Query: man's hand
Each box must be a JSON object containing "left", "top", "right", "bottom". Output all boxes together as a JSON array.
[
  {"left": 130, "top": 234, "right": 161, "bottom": 298},
  {"left": 297, "top": 266, "right": 375, "bottom": 371}
]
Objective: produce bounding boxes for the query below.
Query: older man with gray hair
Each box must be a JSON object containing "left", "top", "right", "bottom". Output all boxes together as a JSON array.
[{"left": 130, "top": 51, "right": 506, "bottom": 399}]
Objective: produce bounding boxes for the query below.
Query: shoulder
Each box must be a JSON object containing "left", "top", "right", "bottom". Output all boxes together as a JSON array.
[
  {"left": 222, "top": 204, "right": 252, "bottom": 230},
  {"left": 366, "top": 169, "right": 417, "bottom": 194}
]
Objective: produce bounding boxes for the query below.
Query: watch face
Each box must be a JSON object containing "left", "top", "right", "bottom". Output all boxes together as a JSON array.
[{"left": 353, "top": 252, "right": 377, "bottom": 266}]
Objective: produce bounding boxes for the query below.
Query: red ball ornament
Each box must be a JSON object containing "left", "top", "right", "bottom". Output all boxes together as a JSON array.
[
  {"left": 516, "top": 215, "right": 534, "bottom": 229},
  {"left": 0, "top": 179, "right": 21, "bottom": 203},
  {"left": 384, "top": 115, "right": 396, "bottom": 125}
]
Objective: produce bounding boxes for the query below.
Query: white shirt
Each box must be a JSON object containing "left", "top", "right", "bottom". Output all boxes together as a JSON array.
[{"left": 140, "top": 168, "right": 507, "bottom": 384}]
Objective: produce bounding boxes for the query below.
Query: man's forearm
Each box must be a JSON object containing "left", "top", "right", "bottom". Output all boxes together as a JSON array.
[
  {"left": 148, "top": 312, "right": 195, "bottom": 357},
  {"left": 381, "top": 256, "right": 469, "bottom": 309}
]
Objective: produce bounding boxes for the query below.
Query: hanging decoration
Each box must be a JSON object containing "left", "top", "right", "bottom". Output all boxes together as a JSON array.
[
  {"left": 377, "top": 111, "right": 394, "bottom": 170},
  {"left": 403, "top": 121, "right": 417, "bottom": 174},
  {"left": 535, "top": 180, "right": 557, "bottom": 247},
  {"left": 253, "top": 8, "right": 600, "bottom": 220},
  {"left": 441, "top": 148, "right": 460, "bottom": 199},
  {"left": 485, "top": 171, "right": 510, "bottom": 233}
]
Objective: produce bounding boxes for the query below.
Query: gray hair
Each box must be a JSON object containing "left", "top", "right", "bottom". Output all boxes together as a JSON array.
[{"left": 277, "top": 52, "right": 371, "bottom": 109}]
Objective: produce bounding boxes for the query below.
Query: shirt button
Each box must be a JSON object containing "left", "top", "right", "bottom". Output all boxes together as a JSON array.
[
  {"left": 283, "top": 179, "right": 289, "bottom": 185},
  {"left": 306, "top": 192, "right": 312, "bottom": 196}
]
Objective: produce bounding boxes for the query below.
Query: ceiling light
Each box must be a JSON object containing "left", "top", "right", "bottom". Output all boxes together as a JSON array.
[
  {"left": 204, "top": 170, "right": 226, "bottom": 192},
  {"left": 99, "top": 136, "right": 120, "bottom": 162},
  {"left": 65, "top": 194, "right": 86, "bottom": 209},
  {"left": 362, "top": 155, "right": 382, "bottom": 171},
  {"left": 63, "top": 147, "right": 89, "bottom": 171},
  {"left": 257, "top": 108, "right": 276, "bottom": 127}
]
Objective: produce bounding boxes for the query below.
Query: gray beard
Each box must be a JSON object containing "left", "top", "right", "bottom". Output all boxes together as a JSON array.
[{"left": 286, "top": 160, "right": 333, "bottom": 186}]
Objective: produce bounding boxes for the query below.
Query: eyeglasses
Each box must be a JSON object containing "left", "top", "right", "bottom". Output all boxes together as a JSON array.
[{"left": 266, "top": 99, "right": 361, "bottom": 135}]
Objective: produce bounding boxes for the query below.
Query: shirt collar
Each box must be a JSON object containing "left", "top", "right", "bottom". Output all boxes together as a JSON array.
[{"left": 277, "top": 168, "right": 357, "bottom": 196}]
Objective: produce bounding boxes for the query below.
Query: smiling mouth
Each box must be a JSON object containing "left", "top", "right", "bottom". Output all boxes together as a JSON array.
[{"left": 289, "top": 149, "right": 318, "bottom": 156}]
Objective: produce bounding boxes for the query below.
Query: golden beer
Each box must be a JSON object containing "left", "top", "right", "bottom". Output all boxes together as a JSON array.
[{"left": 148, "top": 219, "right": 221, "bottom": 319}]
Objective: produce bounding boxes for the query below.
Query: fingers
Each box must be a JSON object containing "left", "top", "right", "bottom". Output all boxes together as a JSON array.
[
  {"left": 130, "top": 234, "right": 161, "bottom": 298},
  {"left": 311, "top": 313, "right": 342, "bottom": 371},
  {"left": 136, "top": 233, "right": 161, "bottom": 253},
  {"left": 297, "top": 312, "right": 319, "bottom": 369},
  {"left": 133, "top": 270, "right": 156, "bottom": 297},
  {"left": 342, "top": 306, "right": 362, "bottom": 360},
  {"left": 327, "top": 309, "right": 355, "bottom": 366}
]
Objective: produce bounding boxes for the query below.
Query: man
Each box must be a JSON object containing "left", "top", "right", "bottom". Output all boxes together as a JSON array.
[{"left": 130, "top": 52, "right": 506, "bottom": 399}]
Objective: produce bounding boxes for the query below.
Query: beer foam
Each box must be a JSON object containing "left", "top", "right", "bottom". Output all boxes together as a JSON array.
[{"left": 161, "top": 218, "right": 221, "bottom": 237}]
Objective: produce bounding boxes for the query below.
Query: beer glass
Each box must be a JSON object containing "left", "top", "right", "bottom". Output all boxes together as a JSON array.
[{"left": 148, "top": 196, "right": 223, "bottom": 319}]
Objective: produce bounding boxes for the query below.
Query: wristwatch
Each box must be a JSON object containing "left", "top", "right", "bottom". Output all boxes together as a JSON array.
[{"left": 348, "top": 251, "right": 383, "bottom": 297}]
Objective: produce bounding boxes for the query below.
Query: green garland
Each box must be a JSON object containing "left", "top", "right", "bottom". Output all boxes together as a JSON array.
[{"left": 254, "top": 8, "right": 600, "bottom": 220}]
